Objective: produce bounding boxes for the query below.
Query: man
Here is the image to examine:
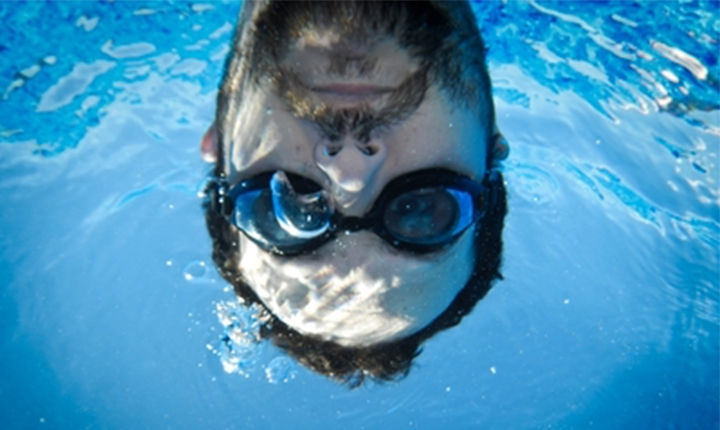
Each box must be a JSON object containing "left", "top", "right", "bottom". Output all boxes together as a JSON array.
[{"left": 201, "top": 0, "right": 509, "bottom": 386}]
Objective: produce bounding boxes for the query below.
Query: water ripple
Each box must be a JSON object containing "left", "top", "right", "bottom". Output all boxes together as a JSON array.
[
  {"left": 594, "top": 166, "right": 660, "bottom": 227},
  {"left": 506, "top": 162, "right": 559, "bottom": 206},
  {"left": 36, "top": 60, "right": 115, "bottom": 113},
  {"left": 0, "top": 1, "right": 238, "bottom": 155},
  {"left": 479, "top": 0, "right": 720, "bottom": 129},
  {"left": 101, "top": 41, "right": 156, "bottom": 59},
  {"left": 651, "top": 41, "right": 709, "bottom": 82}
]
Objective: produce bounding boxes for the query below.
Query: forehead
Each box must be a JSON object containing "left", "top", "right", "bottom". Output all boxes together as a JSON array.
[{"left": 238, "top": 226, "right": 477, "bottom": 347}]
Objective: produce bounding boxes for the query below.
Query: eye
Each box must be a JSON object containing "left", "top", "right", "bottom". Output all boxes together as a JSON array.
[{"left": 384, "top": 188, "right": 459, "bottom": 242}]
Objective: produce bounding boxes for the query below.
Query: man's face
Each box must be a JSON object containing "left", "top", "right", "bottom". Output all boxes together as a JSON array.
[{"left": 215, "top": 1, "right": 495, "bottom": 347}]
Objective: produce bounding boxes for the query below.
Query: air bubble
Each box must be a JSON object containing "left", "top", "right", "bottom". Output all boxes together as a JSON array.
[
  {"left": 265, "top": 357, "right": 296, "bottom": 384},
  {"left": 183, "top": 261, "right": 208, "bottom": 282}
]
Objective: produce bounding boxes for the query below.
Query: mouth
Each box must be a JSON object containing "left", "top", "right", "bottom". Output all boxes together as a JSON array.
[
  {"left": 310, "top": 83, "right": 393, "bottom": 106},
  {"left": 312, "top": 83, "right": 392, "bottom": 96}
]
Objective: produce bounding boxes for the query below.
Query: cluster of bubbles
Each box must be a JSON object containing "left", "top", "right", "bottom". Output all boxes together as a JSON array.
[
  {"left": 209, "top": 298, "right": 263, "bottom": 376},
  {"left": 208, "top": 298, "right": 297, "bottom": 384}
]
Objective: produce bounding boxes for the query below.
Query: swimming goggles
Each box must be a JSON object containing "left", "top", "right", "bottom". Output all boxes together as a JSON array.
[{"left": 208, "top": 168, "right": 489, "bottom": 256}]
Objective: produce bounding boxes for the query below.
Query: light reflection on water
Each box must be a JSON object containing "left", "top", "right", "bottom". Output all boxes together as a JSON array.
[{"left": 0, "top": 1, "right": 717, "bottom": 429}]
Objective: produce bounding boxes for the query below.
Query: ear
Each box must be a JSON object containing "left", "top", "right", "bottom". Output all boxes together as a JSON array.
[
  {"left": 491, "top": 124, "right": 509, "bottom": 162},
  {"left": 201, "top": 122, "right": 218, "bottom": 163}
]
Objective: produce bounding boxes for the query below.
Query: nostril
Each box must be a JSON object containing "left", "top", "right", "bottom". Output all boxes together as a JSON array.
[
  {"left": 323, "top": 144, "right": 343, "bottom": 157},
  {"left": 357, "top": 143, "right": 379, "bottom": 156}
]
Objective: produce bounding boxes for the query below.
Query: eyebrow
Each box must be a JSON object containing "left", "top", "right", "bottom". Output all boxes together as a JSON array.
[{"left": 273, "top": 65, "right": 430, "bottom": 143}]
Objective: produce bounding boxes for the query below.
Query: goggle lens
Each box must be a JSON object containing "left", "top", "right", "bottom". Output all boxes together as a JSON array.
[
  {"left": 384, "top": 187, "right": 465, "bottom": 245},
  {"left": 234, "top": 189, "right": 326, "bottom": 251}
]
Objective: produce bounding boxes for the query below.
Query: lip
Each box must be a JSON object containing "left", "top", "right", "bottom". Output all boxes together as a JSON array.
[
  {"left": 312, "top": 83, "right": 393, "bottom": 96},
  {"left": 310, "top": 83, "right": 393, "bottom": 107}
]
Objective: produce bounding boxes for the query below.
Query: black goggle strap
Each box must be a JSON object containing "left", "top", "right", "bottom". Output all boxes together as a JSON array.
[
  {"left": 332, "top": 215, "right": 374, "bottom": 233},
  {"left": 483, "top": 168, "right": 500, "bottom": 213},
  {"left": 207, "top": 177, "right": 233, "bottom": 219},
  {"left": 452, "top": 169, "right": 495, "bottom": 220},
  {"left": 209, "top": 172, "right": 274, "bottom": 220}
]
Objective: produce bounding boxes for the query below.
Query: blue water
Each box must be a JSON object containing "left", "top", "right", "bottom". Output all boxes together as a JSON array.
[{"left": 1, "top": 1, "right": 718, "bottom": 429}]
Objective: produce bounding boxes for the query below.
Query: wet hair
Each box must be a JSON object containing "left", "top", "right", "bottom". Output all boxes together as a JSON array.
[{"left": 205, "top": 172, "right": 506, "bottom": 387}]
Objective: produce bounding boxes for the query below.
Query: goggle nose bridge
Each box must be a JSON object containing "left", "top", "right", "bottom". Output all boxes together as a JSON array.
[{"left": 334, "top": 215, "right": 375, "bottom": 233}]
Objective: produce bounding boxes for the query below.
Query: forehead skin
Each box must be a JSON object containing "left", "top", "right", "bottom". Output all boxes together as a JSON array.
[{"left": 217, "top": 1, "right": 493, "bottom": 346}]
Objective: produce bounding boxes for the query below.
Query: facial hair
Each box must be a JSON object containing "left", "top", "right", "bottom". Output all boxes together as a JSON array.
[
  {"left": 273, "top": 63, "right": 429, "bottom": 143},
  {"left": 217, "top": 1, "right": 494, "bottom": 159}
]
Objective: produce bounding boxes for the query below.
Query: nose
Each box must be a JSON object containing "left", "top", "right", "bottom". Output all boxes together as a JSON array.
[{"left": 314, "top": 138, "right": 386, "bottom": 215}]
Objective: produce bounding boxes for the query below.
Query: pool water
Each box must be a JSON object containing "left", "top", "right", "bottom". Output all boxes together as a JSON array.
[{"left": 1, "top": 1, "right": 718, "bottom": 429}]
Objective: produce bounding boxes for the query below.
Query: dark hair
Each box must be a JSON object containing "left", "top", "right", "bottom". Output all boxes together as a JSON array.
[{"left": 204, "top": 172, "right": 506, "bottom": 387}]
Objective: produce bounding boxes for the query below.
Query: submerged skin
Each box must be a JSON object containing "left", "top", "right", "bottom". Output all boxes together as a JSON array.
[{"left": 203, "top": 1, "right": 508, "bottom": 348}]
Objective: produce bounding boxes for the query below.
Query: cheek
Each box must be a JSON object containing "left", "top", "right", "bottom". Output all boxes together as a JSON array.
[
  {"left": 378, "top": 231, "right": 475, "bottom": 324},
  {"left": 381, "top": 87, "right": 489, "bottom": 179},
  {"left": 228, "top": 92, "right": 271, "bottom": 174}
]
